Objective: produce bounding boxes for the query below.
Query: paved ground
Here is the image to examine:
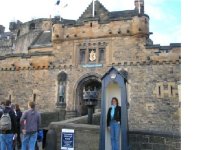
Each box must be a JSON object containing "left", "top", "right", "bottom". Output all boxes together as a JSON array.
[
  {"left": 14, "top": 141, "right": 43, "bottom": 150},
  {"left": 14, "top": 132, "right": 44, "bottom": 150}
]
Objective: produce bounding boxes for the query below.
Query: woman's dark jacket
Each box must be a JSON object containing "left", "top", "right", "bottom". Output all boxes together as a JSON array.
[
  {"left": 107, "top": 106, "right": 121, "bottom": 127},
  {"left": 16, "top": 109, "right": 22, "bottom": 129}
]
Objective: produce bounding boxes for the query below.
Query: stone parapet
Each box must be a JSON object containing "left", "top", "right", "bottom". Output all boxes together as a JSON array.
[
  {"left": 0, "top": 60, "right": 181, "bottom": 71},
  {"left": 49, "top": 121, "right": 100, "bottom": 150},
  {"left": 129, "top": 130, "right": 180, "bottom": 150},
  {"left": 47, "top": 118, "right": 180, "bottom": 150}
]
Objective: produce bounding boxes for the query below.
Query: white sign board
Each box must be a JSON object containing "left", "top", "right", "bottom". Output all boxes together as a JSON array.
[{"left": 61, "top": 129, "right": 74, "bottom": 150}]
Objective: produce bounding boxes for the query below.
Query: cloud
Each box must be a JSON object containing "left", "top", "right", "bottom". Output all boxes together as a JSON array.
[{"left": 145, "top": 0, "right": 181, "bottom": 45}]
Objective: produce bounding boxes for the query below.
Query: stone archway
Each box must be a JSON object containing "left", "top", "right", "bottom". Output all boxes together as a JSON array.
[{"left": 75, "top": 74, "right": 101, "bottom": 116}]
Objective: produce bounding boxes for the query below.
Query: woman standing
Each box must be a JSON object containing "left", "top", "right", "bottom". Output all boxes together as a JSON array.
[{"left": 107, "top": 97, "right": 121, "bottom": 150}]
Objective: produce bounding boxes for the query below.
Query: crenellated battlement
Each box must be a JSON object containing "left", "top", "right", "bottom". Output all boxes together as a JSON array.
[
  {"left": 51, "top": 14, "right": 149, "bottom": 43},
  {"left": 0, "top": 57, "right": 180, "bottom": 72}
]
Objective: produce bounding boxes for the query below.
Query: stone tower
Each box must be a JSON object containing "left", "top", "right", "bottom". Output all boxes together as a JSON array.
[
  {"left": 0, "top": 25, "right": 5, "bottom": 34},
  {"left": 132, "top": 0, "right": 148, "bottom": 38},
  {"left": 52, "top": 23, "right": 64, "bottom": 43}
]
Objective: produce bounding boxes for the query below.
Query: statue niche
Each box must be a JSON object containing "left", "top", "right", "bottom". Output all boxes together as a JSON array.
[
  {"left": 57, "top": 72, "right": 67, "bottom": 108},
  {"left": 58, "top": 82, "right": 65, "bottom": 103}
]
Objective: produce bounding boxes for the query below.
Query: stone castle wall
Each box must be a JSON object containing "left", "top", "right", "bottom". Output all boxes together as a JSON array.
[
  {"left": 0, "top": 62, "right": 180, "bottom": 133},
  {"left": 127, "top": 63, "right": 180, "bottom": 134},
  {"left": 0, "top": 39, "right": 13, "bottom": 55}
]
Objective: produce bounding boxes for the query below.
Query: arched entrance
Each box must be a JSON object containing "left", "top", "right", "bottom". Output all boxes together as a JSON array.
[{"left": 75, "top": 74, "right": 101, "bottom": 116}]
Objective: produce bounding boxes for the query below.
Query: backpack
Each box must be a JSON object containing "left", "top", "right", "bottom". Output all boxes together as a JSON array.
[{"left": 0, "top": 111, "right": 12, "bottom": 131}]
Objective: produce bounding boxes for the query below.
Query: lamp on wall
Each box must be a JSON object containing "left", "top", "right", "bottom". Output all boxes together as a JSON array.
[{"left": 110, "top": 73, "right": 116, "bottom": 79}]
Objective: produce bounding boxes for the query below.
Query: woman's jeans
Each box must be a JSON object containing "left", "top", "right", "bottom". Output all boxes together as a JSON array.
[
  {"left": 22, "top": 132, "right": 37, "bottom": 150},
  {"left": 110, "top": 120, "right": 120, "bottom": 150}
]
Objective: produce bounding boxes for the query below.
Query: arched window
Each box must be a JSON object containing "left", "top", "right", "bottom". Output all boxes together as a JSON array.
[
  {"left": 57, "top": 72, "right": 67, "bottom": 108},
  {"left": 29, "top": 23, "right": 36, "bottom": 30},
  {"left": 17, "top": 30, "right": 20, "bottom": 37}
]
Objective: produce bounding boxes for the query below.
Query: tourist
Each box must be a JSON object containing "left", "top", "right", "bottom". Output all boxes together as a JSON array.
[
  {"left": 0, "top": 101, "right": 5, "bottom": 111},
  {"left": 107, "top": 97, "right": 121, "bottom": 150},
  {"left": 15, "top": 104, "right": 22, "bottom": 149},
  {"left": 10, "top": 103, "right": 17, "bottom": 150},
  {"left": 10, "top": 103, "right": 15, "bottom": 111},
  {"left": 0, "top": 101, "right": 4, "bottom": 150},
  {"left": 0, "top": 100, "right": 17, "bottom": 150},
  {"left": 20, "top": 101, "right": 41, "bottom": 150}
]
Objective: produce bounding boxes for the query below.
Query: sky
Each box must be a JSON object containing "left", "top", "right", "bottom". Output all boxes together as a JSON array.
[{"left": 0, "top": 0, "right": 180, "bottom": 45}]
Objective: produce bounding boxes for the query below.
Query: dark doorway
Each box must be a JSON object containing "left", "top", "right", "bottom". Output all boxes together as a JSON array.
[{"left": 76, "top": 75, "right": 101, "bottom": 116}]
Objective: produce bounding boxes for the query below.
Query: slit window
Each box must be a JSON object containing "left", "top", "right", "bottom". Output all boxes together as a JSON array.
[
  {"left": 171, "top": 86, "right": 173, "bottom": 96},
  {"left": 80, "top": 49, "right": 86, "bottom": 64},
  {"left": 158, "top": 86, "right": 161, "bottom": 96},
  {"left": 99, "top": 48, "right": 105, "bottom": 62},
  {"left": 9, "top": 95, "right": 11, "bottom": 101},
  {"left": 33, "top": 94, "right": 36, "bottom": 102}
]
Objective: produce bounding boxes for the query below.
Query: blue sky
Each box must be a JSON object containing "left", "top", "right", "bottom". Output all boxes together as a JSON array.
[
  {"left": 145, "top": 0, "right": 181, "bottom": 45},
  {"left": 0, "top": 0, "right": 180, "bottom": 45}
]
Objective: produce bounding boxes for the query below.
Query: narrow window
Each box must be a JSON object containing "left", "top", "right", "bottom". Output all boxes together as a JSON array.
[
  {"left": 145, "top": 18, "right": 147, "bottom": 24},
  {"left": 158, "top": 86, "right": 161, "bottom": 96},
  {"left": 171, "top": 86, "right": 173, "bottom": 96},
  {"left": 99, "top": 48, "right": 105, "bottom": 63},
  {"left": 80, "top": 49, "right": 86, "bottom": 64},
  {"left": 9, "top": 95, "right": 11, "bottom": 101},
  {"left": 33, "top": 94, "right": 36, "bottom": 102}
]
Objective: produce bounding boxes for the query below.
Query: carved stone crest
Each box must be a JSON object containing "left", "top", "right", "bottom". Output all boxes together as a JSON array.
[{"left": 89, "top": 50, "right": 96, "bottom": 61}]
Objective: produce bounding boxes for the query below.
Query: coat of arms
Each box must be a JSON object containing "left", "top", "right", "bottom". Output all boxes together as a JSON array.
[{"left": 89, "top": 50, "right": 96, "bottom": 61}]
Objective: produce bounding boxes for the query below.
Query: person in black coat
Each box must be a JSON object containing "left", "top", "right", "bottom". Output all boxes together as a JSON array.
[
  {"left": 15, "top": 104, "right": 22, "bottom": 149},
  {"left": 0, "top": 100, "right": 17, "bottom": 150},
  {"left": 107, "top": 97, "right": 121, "bottom": 150}
]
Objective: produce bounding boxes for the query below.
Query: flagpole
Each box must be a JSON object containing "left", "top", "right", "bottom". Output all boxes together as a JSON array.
[
  {"left": 138, "top": 0, "right": 141, "bottom": 14},
  {"left": 92, "top": 0, "right": 95, "bottom": 17}
]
